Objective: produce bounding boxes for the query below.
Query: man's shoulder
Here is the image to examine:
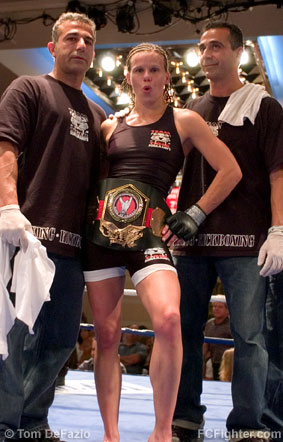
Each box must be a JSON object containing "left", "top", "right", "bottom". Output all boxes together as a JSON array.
[
  {"left": 5, "top": 74, "right": 49, "bottom": 95},
  {"left": 205, "top": 317, "right": 215, "bottom": 327},
  {"left": 86, "top": 98, "right": 107, "bottom": 121},
  {"left": 12, "top": 74, "right": 47, "bottom": 86},
  {"left": 204, "top": 317, "right": 217, "bottom": 333},
  {"left": 254, "top": 95, "right": 283, "bottom": 130},
  {"left": 184, "top": 93, "right": 209, "bottom": 110},
  {"left": 260, "top": 95, "right": 283, "bottom": 113}
]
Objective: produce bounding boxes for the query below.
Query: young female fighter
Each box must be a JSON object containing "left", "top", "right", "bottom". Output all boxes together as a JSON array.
[{"left": 83, "top": 43, "right": 242, "bottom": 442}]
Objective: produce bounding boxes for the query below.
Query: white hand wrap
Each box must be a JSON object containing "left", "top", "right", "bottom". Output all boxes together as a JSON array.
[
  {"left": 258, "top": 226, "right": 283, "bottom": 277},
  {"left": 0, "top": 204, "right": 33, "bottom": 249},
  {"left": 185, "top": 204, "right": 207, "bottom": 227}
]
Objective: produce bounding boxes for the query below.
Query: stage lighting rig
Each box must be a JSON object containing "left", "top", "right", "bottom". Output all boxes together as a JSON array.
[
  {"left": 152, "top": 1, "right": 173, "bottom": 26},
  {"left": 116, "top": 1, "right": 136, "bottom": 33},
  {"left": 87, "top": 6, "right": 107, "bottom": 30},
  {"left": 65, "top": 0, "right": 86, "bottom": 14}
]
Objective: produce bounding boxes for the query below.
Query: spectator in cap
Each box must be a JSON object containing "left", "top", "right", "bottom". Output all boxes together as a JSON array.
[{"left": 203, "top": 295, "right": 233, "bottom": 380}]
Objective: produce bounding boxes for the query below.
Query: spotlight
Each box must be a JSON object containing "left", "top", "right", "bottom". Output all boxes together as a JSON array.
[
  {"left": 184, "top": 49, "right": 200, "bottom": 67},
  {"left": 240, "top": 49, "right": 250, "bottom": 65},
  {"left": 116, "top": 1, "right": 136, "bottom": 33},
  {"left": 87, "top": 7, "right": 107, "bottom": 30},
  {"left": 117, "top": 93, "right": 131, "bottom": 105},
  {"left": 152, "top": 1, "right": 173, "bottom": 27},
  {"left": 66, "top": 0, "right": 86, "bottom": 13},
  {"left": 100, "top": 54, "right": 116, "bottom": 72}
]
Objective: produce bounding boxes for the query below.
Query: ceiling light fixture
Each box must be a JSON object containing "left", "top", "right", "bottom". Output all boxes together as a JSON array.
[
  {"left": 240, "top": 49, "right": 250, "bottom": 65},
  {"left": 100, "top": 54, "right": 116, "bottom": 72},
  {"left": 185, "top": 49, "right": 200, "bottom": 67},
  {"left": 87, "top": 6, "right": 107, "bottom": 30},
  {"left": 65, "top": 0, "right": 86, "bottom": 14},
  {"left": 152, "top": 1, "right": 173, "bottom": 26},
  {"left": 116, "top": 1, "right": 136, "bottom": 33}
]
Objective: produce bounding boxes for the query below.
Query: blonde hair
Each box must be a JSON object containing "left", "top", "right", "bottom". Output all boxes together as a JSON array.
[
  {"left": 219, "top": 348, "right": 234, "bottom": 382},
  {"left": 121, "top": 43, "right": 173, "bottom": 107},
  {"left": 51, "top": 12, "right": 96, "bottom": 44}
]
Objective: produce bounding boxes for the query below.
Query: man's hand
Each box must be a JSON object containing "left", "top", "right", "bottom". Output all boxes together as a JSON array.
[
  {"left": 0, "top": 204, "right": 33, "bottom": 250},
  {"left": 258, "top": 226, "right": 283, "bottom": 277}
]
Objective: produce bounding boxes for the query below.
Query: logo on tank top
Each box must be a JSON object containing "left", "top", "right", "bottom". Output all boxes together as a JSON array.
[
  {"left": 148, "top": 130, "right": 171, "bottom": 150},
  {"left": 69, "top": 108, "right": 89, "bottom": 141}
]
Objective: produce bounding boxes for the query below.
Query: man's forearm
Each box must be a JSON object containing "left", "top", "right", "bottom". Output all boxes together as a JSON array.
[
  {"left": 0, "top": 141, "right": 19, "bottom": 206},
  {"left": 119, "top": 353, "right": 141, "bottom": 366},
  {"left": 270, "top": 166, "right": 283, "bottom": 226}
]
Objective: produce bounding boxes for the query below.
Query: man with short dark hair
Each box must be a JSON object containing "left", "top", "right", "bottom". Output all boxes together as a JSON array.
[
  {"left": 0, "top": 12, "right": 105, "bottom": 442},
  {"left": 165, "top": 21, "right": 283, "bottom": 442}
]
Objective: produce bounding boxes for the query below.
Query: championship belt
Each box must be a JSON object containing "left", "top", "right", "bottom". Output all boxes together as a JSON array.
[{"left": 86, "top": 178, "right": 172, "bottom": 251}]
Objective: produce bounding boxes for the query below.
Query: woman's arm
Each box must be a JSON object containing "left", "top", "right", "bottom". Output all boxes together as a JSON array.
[
  {"left": 163, "top": 109, "right": 242, "bottom": 244},
  {"left": 175, "top": 108, "right": 242, "bottom": 215}
]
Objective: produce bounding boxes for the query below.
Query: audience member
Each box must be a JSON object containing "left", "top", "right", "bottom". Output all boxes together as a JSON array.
[
  {"left": 137, "top": 325, "right": 154, "bottom": 375},
  {"left": 203, "top": 357, "right": 214, "bottom": 381},
  {"left": 77, "top": 337, "right": 97, "bottom": 371},
  {"left": 119, "top": 324, "right": 148, "bottom": 375},
  {"left": 219, "top": 348, "right": 234, "bottom": 382},
  {"left": 78, "top": 337, "right": 127, "bottom": 373},
  {"left": 203, "top": 295, "right": 233, "bottom": 380},
  {"left": 76, "top": 328, "right": 95, "bottom": 366}
]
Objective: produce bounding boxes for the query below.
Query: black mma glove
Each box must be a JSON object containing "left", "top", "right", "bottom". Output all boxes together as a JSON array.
[{"left": 166, "top": 204, "right": 206, "bottom": 241}]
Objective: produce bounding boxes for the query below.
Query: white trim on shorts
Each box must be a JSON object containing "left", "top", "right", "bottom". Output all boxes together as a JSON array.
[
  {"left": 132, "top": 264, "right": 177, "bottom": 287},
  {"left": 84, "top": 266, "right": 126, "bottom": 282},
  {"left": 83, "top": 264, "right": 176, "bottom": 286}
]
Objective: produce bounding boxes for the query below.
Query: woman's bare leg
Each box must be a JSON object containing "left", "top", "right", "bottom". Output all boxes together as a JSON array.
[
  {"left": 87, "top": 276, "right": 125, "bottom": 442},
  {"left": 136, "top": 270, "right": 182, "bottom": 442}
]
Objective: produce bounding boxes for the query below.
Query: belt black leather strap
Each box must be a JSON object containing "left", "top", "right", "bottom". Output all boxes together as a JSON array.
[{"left": 86, "top": 178, "right": 172, "bottom": 251}]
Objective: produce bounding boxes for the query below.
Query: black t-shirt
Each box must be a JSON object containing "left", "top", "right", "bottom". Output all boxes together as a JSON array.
[
  {"left": 174, "top": 93, "right": 283, "bottom": 257},
  {"left": 0, "top": 74, "right": 106, "bottom": 257}
]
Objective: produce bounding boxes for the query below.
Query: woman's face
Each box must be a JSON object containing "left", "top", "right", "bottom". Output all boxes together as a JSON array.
[{"left": 126, "top": 50, "right": 170, "bottom": 104}]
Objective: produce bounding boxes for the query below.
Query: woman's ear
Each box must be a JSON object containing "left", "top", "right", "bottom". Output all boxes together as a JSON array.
[
  {"left": 126, "top": 71, "right": 131, "bottom": 85},
  {"left": 165, "top": 72, "right": 170, "bottom": 85}
]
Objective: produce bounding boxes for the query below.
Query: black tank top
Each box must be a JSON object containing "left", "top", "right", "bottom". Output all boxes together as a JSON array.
[{"left": 107, "top": 106, "right": 184, "bottom": 198}]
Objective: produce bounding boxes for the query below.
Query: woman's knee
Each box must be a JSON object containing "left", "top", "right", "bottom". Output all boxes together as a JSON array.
[
  {"left": 154, "top": 309, "right": 181, "bottom": 339},
  {"left": 95, "top": 324, "right": 121, "bottom": 351}
]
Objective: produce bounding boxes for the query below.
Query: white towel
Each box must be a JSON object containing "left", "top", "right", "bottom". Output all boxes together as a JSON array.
[
  {"left": 0, "top": 232, "right": 55, "bottom": 359},
  {"left": 11, "top": 232, "right": 55, "bottom": 333},
  {"left": 218, "top": 83, "right": 270, "bottom": 126},
  {"left": 0, "top": 242, "right": 16, "bottom": 358}
]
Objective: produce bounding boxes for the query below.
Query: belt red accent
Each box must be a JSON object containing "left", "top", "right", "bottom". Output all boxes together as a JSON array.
[{"left": 96, "top": 200, "right": 154, "bottom": 227}]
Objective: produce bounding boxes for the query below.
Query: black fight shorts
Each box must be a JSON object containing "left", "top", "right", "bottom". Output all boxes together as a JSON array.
[{"left": 83, "top": 241, "right": 176, "bottom": 287}]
